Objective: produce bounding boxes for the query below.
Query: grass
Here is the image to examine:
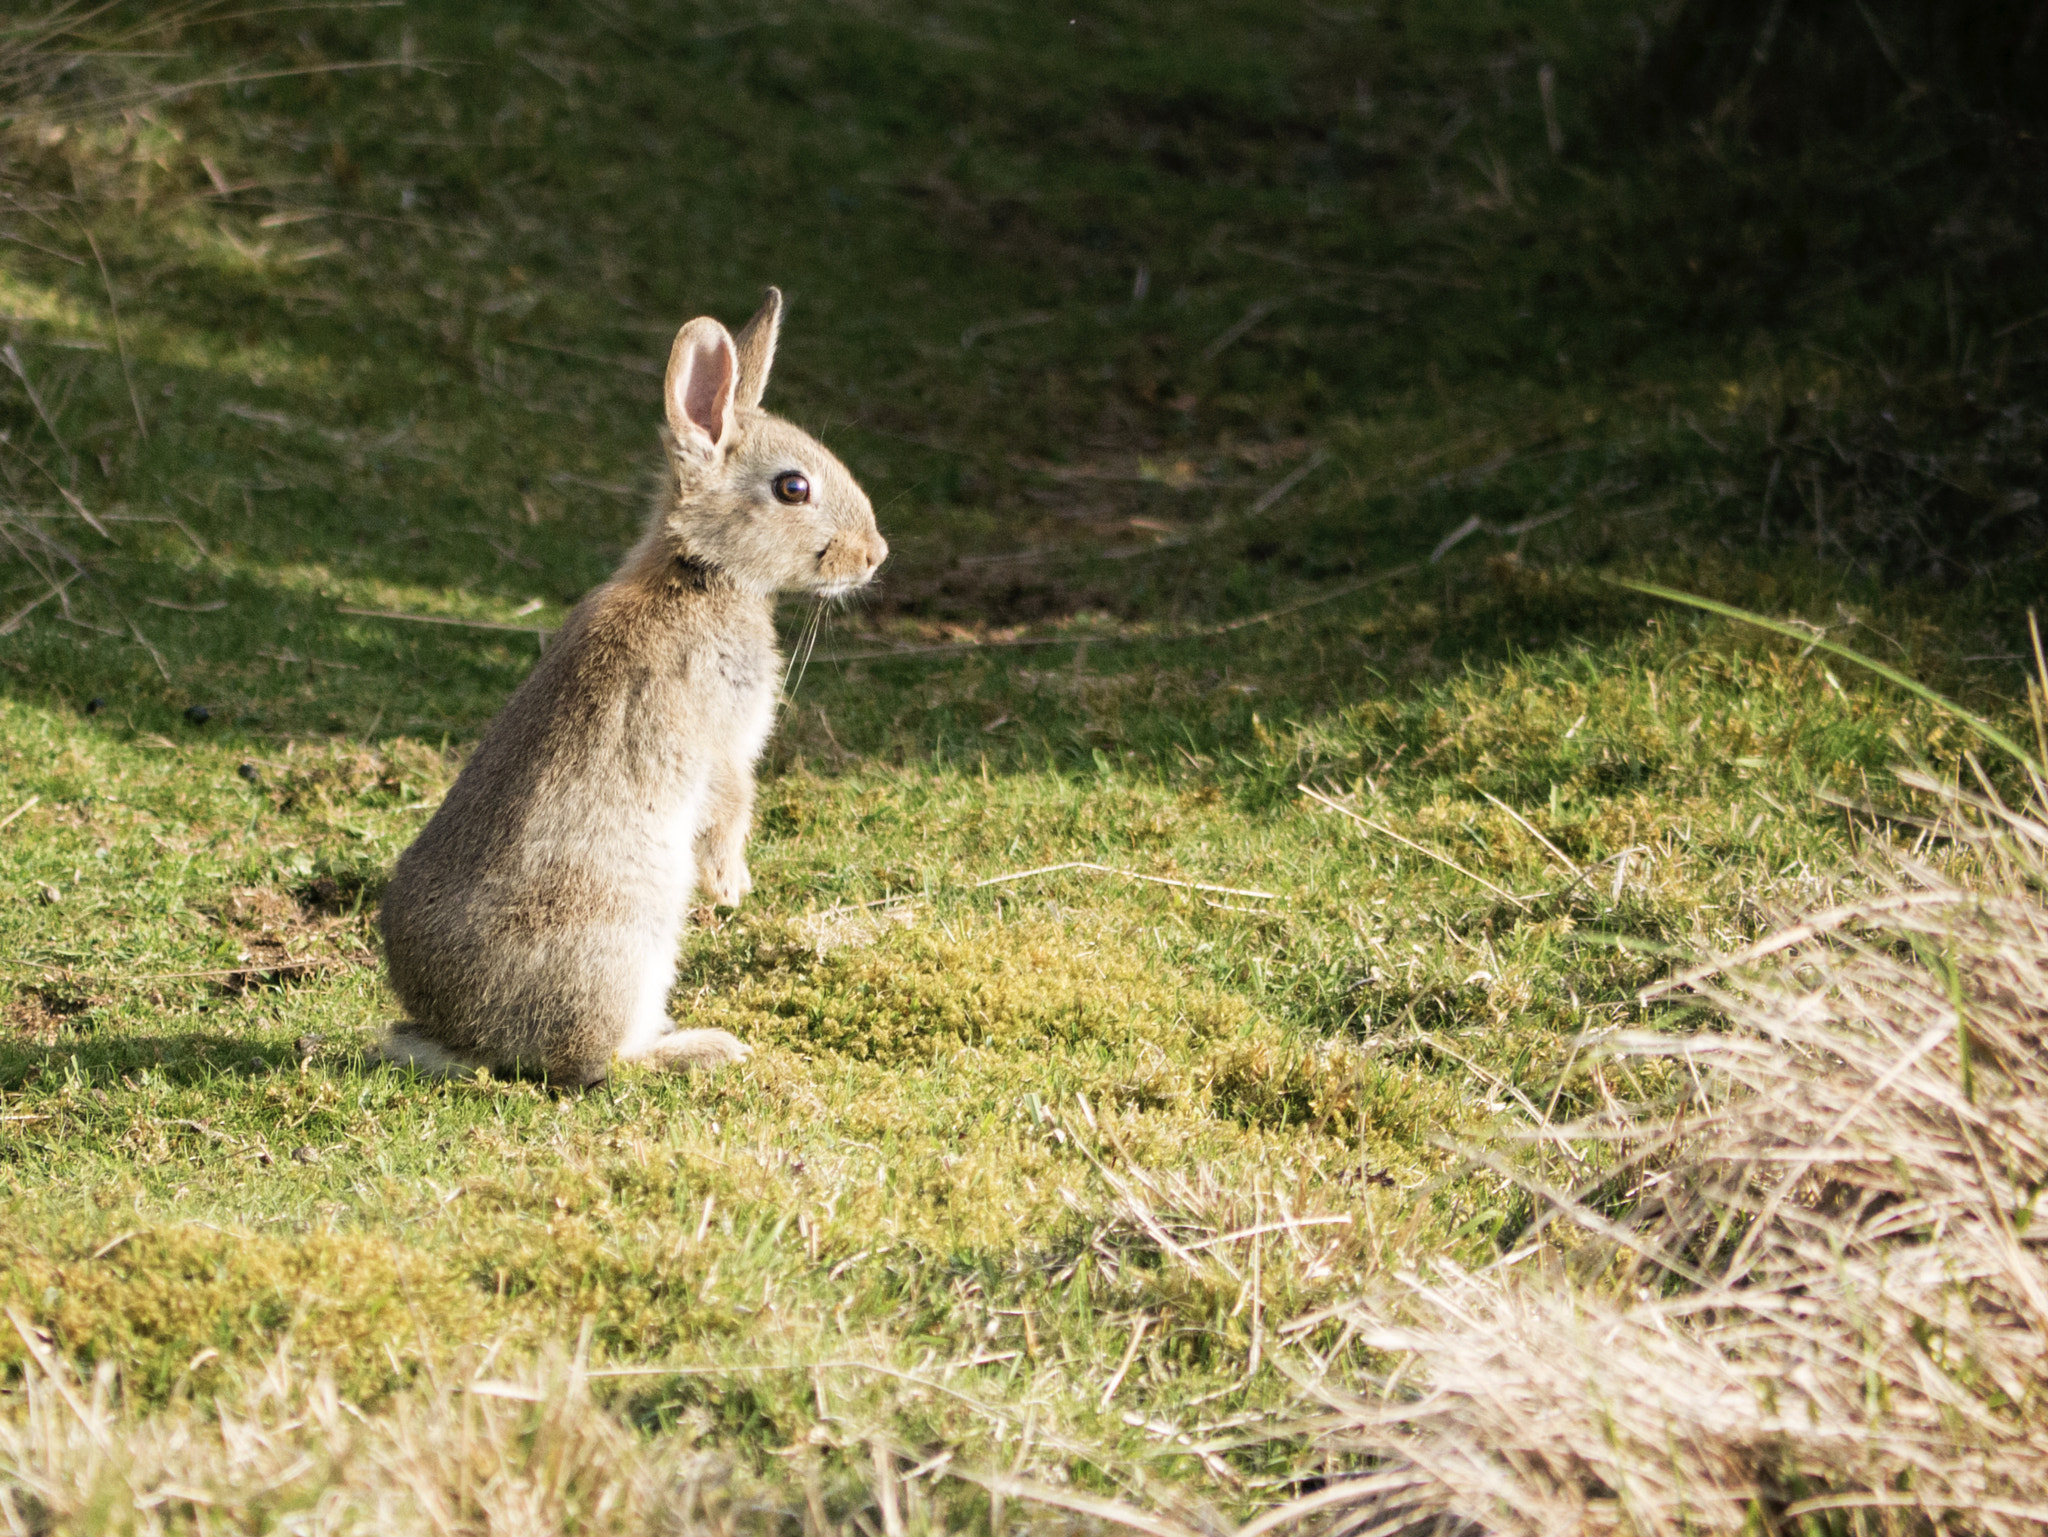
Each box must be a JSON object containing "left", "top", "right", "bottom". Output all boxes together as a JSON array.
[{"left": 0, "top": 0, "right": 2044, "bottom": 1529}]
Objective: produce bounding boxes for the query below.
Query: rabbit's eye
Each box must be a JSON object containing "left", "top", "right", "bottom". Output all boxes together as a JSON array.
[{"left": 771, "top": 471, "right": 811, "bottom": 505}]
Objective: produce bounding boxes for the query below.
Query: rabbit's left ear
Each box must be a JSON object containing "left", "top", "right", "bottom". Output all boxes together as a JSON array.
[
  {"left": 665, "top": 317, "right": 738, "bottom": 462},
  {"left": 731, "top": 287, "right": 782, "bottom": 412}
]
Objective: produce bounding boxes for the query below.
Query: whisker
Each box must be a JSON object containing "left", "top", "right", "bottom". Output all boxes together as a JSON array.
[
  {"left": 787, "top": 599, "right": 826, "bottom": 701},
  {"left": 780, "top": 601, "right": 820, "bottom": 699}
]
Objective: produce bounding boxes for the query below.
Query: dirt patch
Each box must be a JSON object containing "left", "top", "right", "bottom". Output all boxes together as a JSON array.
[
  {"left": 240, "top": 741, "right": 454, "bottom": 816},
  {"left": 223, "top": 887, "right": 300, "bottom": 930},
  {"left": 211, "top": 886, "right": 375, "bottom": 995},
  {"left": 3, "top": 987, "right": 98, "bottom": 1045}
]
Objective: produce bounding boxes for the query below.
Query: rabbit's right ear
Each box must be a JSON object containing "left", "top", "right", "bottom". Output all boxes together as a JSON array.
[
  {"left": 665, "top": 318, "right": 738, "bottom": 465},
  {"left": 732, "top": 287, "right": 782, "bottom": 412}
]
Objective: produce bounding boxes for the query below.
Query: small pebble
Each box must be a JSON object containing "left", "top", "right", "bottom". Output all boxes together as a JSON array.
[
  {"left": 36, "top": 883, "right": 61, "bottom": 905},
  {"left": 237, "top": 762, "right": 260, "bottom": 783},
  {"left": 85, "top": 698, "right": 106, "bottom": 715},
  {"left": 291, "top": 1145, "right": 320, "bottom": 1165},
  {"left": 185, "top": 705, "right": 211, "bottom": 725}
]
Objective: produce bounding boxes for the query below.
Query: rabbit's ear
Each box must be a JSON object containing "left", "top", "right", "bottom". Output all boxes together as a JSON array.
[
  {"left": 665, "top": 318, "right": 738, "bottom": 462},
  {"left": 732, "top": 287, "right": 782, "bottom": 412}
]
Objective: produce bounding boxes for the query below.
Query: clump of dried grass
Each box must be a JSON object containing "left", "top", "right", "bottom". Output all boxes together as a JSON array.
[
  {"left": 0, "top": 1336, "right": 744, "bottom": 1536},
  {"left": 1262, "top": 758, "right": 2048, "bottom": 1536}
]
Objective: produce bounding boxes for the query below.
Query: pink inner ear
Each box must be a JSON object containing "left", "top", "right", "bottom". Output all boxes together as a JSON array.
[{"left": 682, "top": 337, "right": 734, "bottom": 445}]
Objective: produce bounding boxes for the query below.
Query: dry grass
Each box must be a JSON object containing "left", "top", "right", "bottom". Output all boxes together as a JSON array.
[
  {"left": 0, "top": 1331, "right": 768, "bottom": 1536},
  {"left": 1238, "top": 759, "right": 2048, "bottom": 1536}
]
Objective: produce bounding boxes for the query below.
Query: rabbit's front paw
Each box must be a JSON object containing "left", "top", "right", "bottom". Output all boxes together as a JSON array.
[{"left": 699, "top": 852, "right": 753, "bottom": 908}]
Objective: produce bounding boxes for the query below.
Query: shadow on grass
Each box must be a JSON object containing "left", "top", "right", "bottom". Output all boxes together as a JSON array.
[{"left": 0, "top": 1031, "right": 374, "bottom": 1090}]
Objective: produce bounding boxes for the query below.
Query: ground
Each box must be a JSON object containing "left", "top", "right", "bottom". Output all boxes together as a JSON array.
[{"left": 0, "top": 0, "right": 2042, "bottom": 1526}]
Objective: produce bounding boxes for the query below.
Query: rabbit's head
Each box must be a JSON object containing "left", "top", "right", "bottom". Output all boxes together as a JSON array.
[{"left": 654, "top": 289, "right": 887, "bottom": 597}]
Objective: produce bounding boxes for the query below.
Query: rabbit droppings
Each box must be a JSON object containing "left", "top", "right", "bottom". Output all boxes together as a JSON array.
[{"left": 377, "top": 289, "right": 887, "bottom": 1086}]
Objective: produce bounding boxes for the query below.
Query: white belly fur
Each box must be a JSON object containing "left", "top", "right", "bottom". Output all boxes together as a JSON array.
[{"left": 615, "top": 779, "right": 706, "bottom": 1053}]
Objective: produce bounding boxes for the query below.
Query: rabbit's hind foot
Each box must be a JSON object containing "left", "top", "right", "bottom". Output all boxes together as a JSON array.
[
  {"left": 619, "top": 1028, "right": 751, "bottom": 1073},
  {"left": 378, "top": 1027, "right": 489, "bottom": 1080}
]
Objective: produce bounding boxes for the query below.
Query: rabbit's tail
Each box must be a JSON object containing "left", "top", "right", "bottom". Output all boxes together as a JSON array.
[{"left": 378, "top": 1026, "right": 489, "bottom": 1079}]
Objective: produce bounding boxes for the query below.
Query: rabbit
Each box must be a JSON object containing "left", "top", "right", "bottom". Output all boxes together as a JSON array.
[{"left": 375, "top": 287, "right": 887, "bottom": 1087}]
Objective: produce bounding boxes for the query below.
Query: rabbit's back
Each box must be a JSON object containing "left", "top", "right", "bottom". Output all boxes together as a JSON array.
[{"left": 379, "top": 560, "right": 777, "bottom": 1053}]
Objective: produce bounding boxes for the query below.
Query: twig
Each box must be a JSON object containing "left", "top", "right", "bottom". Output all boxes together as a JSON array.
[
  {"left": 1210, "top": 562, "right": 1415, "bottom": 633},
  {"left": 1097, "top": 1315, "right": 1151, "bottom": 1410},
  {"left": 808, "top": 894, "right": 924, "bottom": 920},
  {"left": 126, "top": 617, "right": 172, "bottom": 682},
  {"left": 0, "top": 795, "right": 40, "bottom": 832},
  {"left": 6, "top": 1306, "right": 107, "bottom": 1448},
  {"left": 55, "top": 487, "right": 112, "bottom": 542},
  {"left": 0, "top": 232, "right": 85, "bottom": 267},
  {"left": 1245, "top": 446, "right": 1329, "bottom": 517},
  {"left": 813, "top": 635, "right": 1079, "bottom": 664},
  {"left": 1247, "top": 1210, "right": 1263, "bottom": 1376},
  {"left": 960, "top": 311, "right": 1054, "bottom": 349},
  {"left": 1406, "top": 1030, "right": 1585, "bottom": 1166},
  {"left": 1532, "top": 844, "right": 1646, "bottom": 913},
  {"left": 1854, "top": 0, "right": 1913, "bottom": 85},
  {"left": 1178, "top": 1214, "right": 1351, "bottom": 1253},
  {"left": 1642, "top": 890, "right": 1961, "bottom": 1001},
  {"left": 1474, "top": 787, "right": 1583, "bottom": 877},
  {"left": 0, "top": 436, "right": 81, "bottom": 514},
  {"left": 80, "top": 225, "right": 147, "bottom": 442},
  {"left": 0, "top": 344, "right": 78, "bottom": 479},
  {"left": 338, "top": 604, "right": 550, "bottom": 636},
  {"left": 1992, "top": 306, "right": 2048, "bottom": 340},
  {"left": 874, "top": 1440, "right": 905, "bottom": 1537},
  {"left": 97, "top": 513, "right": 214, "bottom": 562},
  {"left": 585, "top": 1358, "right": 1020, "bottom": 1420},
  {"left": 975, "top": 861, "right": 1280, "bottom": 901},
  {"left": 144, "top": 596, "right": 228, "bottom": 612},
  {"left": 819, "top": 563, "right": 1410, "bottom": 663},
  {"left": 1300, "top": 784, "right": 1530, "bottom": 908},
  {"left": 118, "top": 57, "right": 437, "bottom": 110},
  {"left": 1201, "top": 298, "right": 1283, "bottom": 361},
  {"left": 0, "top": 955, "right": 364, "bottom": 985},
  {"left": 460, "top": 1380, "right": 545, "bottom": 1402},
  {"left": 1538, "top": 62, "right": 1562, "bottom": 156},
  {"left": 1230, "top": 1472, "right": 1442, "bottom": 1537},
  {"left": 1432, "top": 514, "right": 1484, "bottom": 563},
  {"left": 950, "top": 1470, "right": 1203, "bottom": 1537},
  {"left": 0, "top": 573, "right": 78, "bottom": 636}
]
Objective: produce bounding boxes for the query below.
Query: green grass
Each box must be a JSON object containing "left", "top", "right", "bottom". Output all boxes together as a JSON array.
[{"left": 1, "top": 0, "right": 2044, "bottom": 1525}]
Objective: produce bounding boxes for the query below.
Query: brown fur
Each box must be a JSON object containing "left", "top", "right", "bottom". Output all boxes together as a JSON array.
[{"left": 377, "top": 289, "right": 886, "bottom": 1085}]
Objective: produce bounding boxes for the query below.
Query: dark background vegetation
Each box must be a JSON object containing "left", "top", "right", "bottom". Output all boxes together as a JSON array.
[{"left": 0, "top": 0, "right": 2042, "bottom": 755}]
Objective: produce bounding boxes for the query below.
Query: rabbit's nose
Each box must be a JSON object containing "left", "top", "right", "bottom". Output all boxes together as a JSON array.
[{"left": 864, "top": 532, "right": 889, "bottom": 572}]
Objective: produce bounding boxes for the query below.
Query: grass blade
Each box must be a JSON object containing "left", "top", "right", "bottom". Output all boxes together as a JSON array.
[{"left": 1618, "top": 579, "right": 2044, "bottom": 777}]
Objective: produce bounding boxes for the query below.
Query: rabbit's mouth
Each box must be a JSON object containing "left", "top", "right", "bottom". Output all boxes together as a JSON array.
[{"left": 812, "top": 531, "right": 887, "bottom": 597}]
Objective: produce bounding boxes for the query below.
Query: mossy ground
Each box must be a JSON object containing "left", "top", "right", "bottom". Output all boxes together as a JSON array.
[{"left": 0, "top": 0, "right": 2042, "bottom": 1524}]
